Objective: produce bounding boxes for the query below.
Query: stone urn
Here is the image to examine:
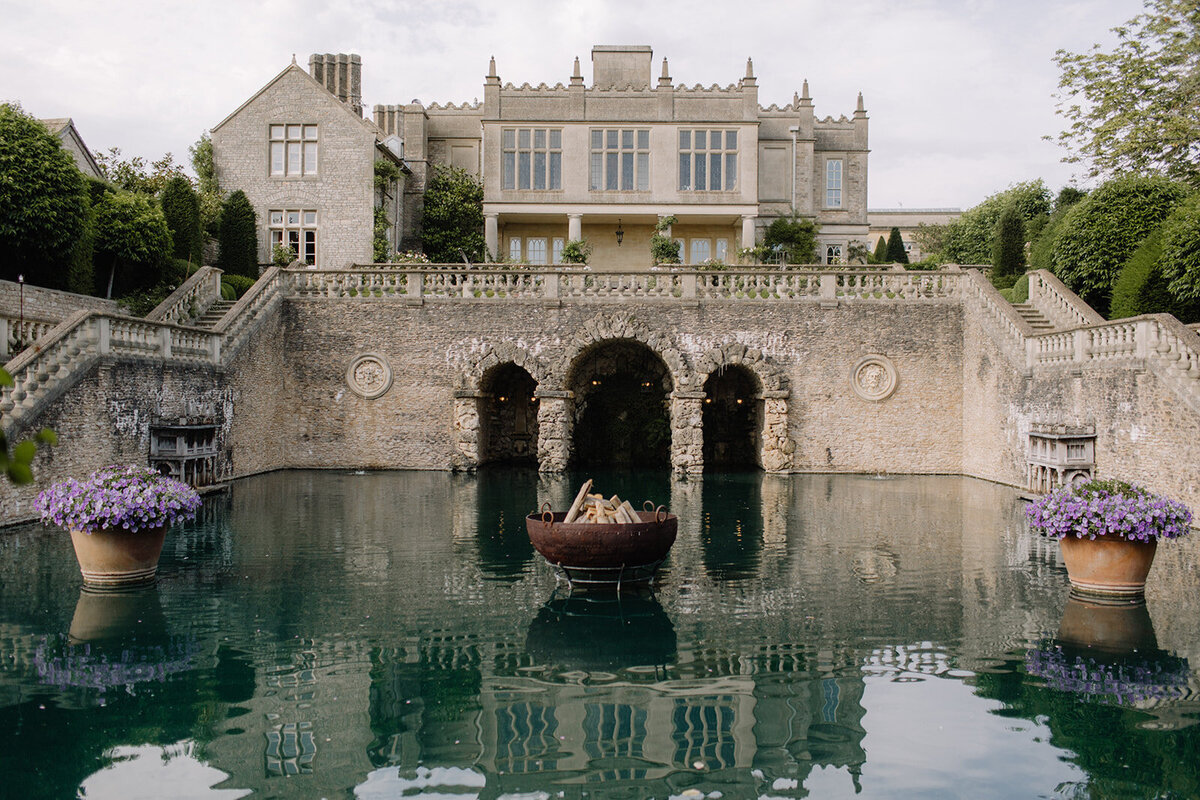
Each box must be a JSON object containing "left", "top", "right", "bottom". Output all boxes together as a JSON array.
[
  {"left": 1058, "top": 535, "right": 1158, "bottom": 598},
  {"left": 69, "top": 526, "right": 169, "bottom": 589}
]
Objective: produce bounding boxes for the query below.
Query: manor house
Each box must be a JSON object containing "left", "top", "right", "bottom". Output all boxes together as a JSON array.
[{"left": 211, "top": 46, "right": 869, "bottom": 269}]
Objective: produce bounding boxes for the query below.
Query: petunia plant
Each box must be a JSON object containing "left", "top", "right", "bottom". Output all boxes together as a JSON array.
[
  {"left": 36, "top": 464, "right": 202, "bottom": 534},
  {"left": 1026, "top": 479, "right": 1192, "bottom": 542}
]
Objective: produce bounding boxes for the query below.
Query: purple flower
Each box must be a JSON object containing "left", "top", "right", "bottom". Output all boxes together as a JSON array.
[
  {"left": 1026, "top": 479, "right": 1192, "bottom": 541},
  {"left": 35, "top": 465, "right": 202, "bottom": 534}
]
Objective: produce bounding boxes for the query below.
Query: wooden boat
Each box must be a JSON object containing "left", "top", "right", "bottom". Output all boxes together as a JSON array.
[{"left": 525, "top": 502, "right": 678, "bottom": 590}]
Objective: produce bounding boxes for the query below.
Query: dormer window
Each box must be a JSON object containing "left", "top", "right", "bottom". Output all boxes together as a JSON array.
[{"left": 270, "top": 124, "right": 318, "bottom": 176}]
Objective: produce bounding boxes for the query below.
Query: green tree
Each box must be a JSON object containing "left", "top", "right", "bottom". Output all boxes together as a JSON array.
[
  {"left": 215, "top": 190, "right": 259, "bottom": 277},
  {"left": 1052, "top": 0, "right": 1200, "bottom": 186},
  {"left": 92, "top": 190, "right": 172, "bottom": 298},
  {"left": 422, "top": 165, "right": 485, "bottom": 263},
  {"left": 884, "top": 227, "right": 909, "bottom": 264},
  {"left": 95, "top": 147, "right": 188, "bottom": 195},
  {"left": 763, "top": 214, "right": 818, "bottom": 264},
  {"left": 1158, "top": 195, "right": 1200, "bottom": 306},
  {"left": 189, "top": 131, "right": 223, "bottom": 238},
  {"left": 0, "top": 103, "right": 89, "bottom": 287},
  {"left": 871, "top": 236, "right": 887, "bottom": 263},
  {"left": 1029, "top": 187, "right": 1088, "bottom": 272},
  {"left": 160, "top": 176, "right": 201, "bottom": 263},
  {"left": 1052, "top": 173, "right": 1188, "bottom": 315},
  {"left": 650, "top": 216, "right": 682, "bottom": 265},
  {"left": 991, "top": 205, "right": 1026, "bottom": 289},
  {"left": 942, "top": 180, "right": 1051, "bottom": 264}
]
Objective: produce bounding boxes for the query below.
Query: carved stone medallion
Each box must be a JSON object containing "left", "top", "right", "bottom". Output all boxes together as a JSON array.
[
  {"left": 346, "top": 353, "right": 393, "bottom": 399},
  {"left": 850, "top": 355, "right": 898, "bottom": 402}
]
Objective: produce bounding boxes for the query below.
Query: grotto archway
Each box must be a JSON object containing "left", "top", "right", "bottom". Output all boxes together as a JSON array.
[{"left": 565, "top": 340, "right": 673, "bottom": 469}]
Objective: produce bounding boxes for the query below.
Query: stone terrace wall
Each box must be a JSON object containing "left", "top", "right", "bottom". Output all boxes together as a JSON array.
[
  {"left": 961, "top": 293, "right": 1200, "bottom": 513},
  {"left": 276, "top": 297, "right": 964, "bottom": 475},
  {"left": 0, "top": 279, "right": 119, "bottom": 320}
]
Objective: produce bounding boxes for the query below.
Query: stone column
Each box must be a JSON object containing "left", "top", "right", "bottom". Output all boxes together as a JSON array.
[
  {"left": 568, "top": 214, "right": 582, "bottom": 242},
  {"left": 535, "top": 390, "right": 573, "bottom": 472},
  {"left": 741, "top": 215, "right": 757, "bottom": 250},
  {"left": 452, "top": 390, "right": 482, "bottom": 470},
  {"left": 485, "top": 213, "right": 499, "bottom": 260},
  {"left": 670, "top": 391, "right": 706, "bottom": 475},
  {"left": 759, "top": 392, "right": 795, "bottom": 473}
]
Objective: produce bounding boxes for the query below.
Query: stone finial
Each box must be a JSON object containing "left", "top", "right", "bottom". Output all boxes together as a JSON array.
[
  {"left": 661, "top": 57, "right": 669, "bottom": 78},
  {"left": 291, "top": 53, "right": 297, "bottom": 65},
  {"left": 573, "top": 56, "right": 582, "bottom": 79},
  {"left": 801, "top": 79, "right": 810, "bottom": 100},
  {"left": 857, "top": 91, "right": 865, "bottom": 112},
  {"left": 488, "top": 56, "right": 496, "bottom": 78},
  {"left": 745, "top": 57, "right": 754, "bottom": 79},
  {"left": 793, "top": 91, "right": 799, "bottom": 107}
]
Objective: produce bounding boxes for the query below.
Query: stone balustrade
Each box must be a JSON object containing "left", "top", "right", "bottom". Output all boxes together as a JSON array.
[
  {"left": 1027, "top": 270, "right": 1105, "bottom": 330},
  {"left": 1, "top": 316, "right": 59, "bottom": 361},
  {"left": 0, "top": 270, "right": 286, "bottom": 435},
  {"left": 961, "top": 268, "right": 1032, "bottom": 353},
  {"left": 300, "top": 266, "right": 964, "bottom": 304},
  {"left": 145, "top": 266, "right": 224, "bottom": 325}
]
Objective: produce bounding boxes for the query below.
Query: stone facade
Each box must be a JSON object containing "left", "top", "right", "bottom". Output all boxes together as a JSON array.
[
  {"left": 211, "top": 60, "right": 406, "bottom": 269},
  {"left": 214, "top": 46, "right": 869, "bottom": 269},
  {"left": 376, "top": 46, "right": 870, "bottom": 267}
]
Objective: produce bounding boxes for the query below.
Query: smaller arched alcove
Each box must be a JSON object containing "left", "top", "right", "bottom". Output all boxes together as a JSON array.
[
  {"left": 479, "top": 363, "right": 539, "bottom": 466},
  {"left": 567, "top": 340, "right": 673, "bottom": 468},
  {"left": 702, "top": 365, "right": 762, "bottom": 470}
]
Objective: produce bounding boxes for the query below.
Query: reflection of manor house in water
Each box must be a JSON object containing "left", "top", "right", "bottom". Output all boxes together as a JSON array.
[{"left": 212, "top": 46, "right": 869, "bottom": 268}]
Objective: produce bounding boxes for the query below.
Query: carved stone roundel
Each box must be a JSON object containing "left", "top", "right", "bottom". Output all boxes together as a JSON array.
[
  {"left": 851, "top": 355, "right": 898, "bottom": 402},
  {"left": 347, "top": 353, "right": 393, "bottom": 399}
]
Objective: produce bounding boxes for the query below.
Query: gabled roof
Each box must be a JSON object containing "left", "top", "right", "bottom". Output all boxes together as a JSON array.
[
  {"left": 38, "top": 116, "right": 103, "bottom": 179},
  {"left": 211, "top": 60, "right": 383, "bottom": 140}
]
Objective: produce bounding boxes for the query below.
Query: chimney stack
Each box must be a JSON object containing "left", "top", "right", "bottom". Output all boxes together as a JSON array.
[{"left": 309, "top": 53, "right": 362, "bottom": 117}]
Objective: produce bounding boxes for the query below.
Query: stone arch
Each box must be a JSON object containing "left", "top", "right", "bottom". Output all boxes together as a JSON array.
[
  {"left": 536, "top": 311, "right": 702, "bottom": 473},
  {"left": 452, "top": 342, "right": 550, "bottom": 470},
  {"left": 695, "top": 342, "right": 794, "bottom": 473},
  {"left": 457, "top": 341, "right": 550, "bottom": 393}
]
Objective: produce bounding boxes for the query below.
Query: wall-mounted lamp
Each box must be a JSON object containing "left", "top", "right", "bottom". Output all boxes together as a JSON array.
[{"left": 615, "top": 219, "right": 624, "bottom": 246}]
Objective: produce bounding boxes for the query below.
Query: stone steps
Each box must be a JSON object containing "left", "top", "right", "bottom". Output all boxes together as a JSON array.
[
  {"left": 1011, "top": 303, "right": 1056, "bottom": 332},
  {"left": 192, "top": 300, "right": 237, "bottom": 329}
]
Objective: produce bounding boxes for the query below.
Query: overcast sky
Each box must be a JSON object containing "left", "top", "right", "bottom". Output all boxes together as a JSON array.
[{"left": 2, "top": 0, "right": 1145, "bottom": 210}]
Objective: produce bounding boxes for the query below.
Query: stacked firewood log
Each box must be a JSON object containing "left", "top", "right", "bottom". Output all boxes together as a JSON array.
[{"left": 563, "top": 479, "right": 640, "bottom": 524}]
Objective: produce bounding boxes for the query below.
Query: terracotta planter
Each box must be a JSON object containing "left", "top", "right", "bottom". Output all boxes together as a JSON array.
[
  {"left": 69, "top": 526, "right": 168, "bottom": 589},
  {"left": 1058, "top": 535, "right": 1157, "bottom": 598}
]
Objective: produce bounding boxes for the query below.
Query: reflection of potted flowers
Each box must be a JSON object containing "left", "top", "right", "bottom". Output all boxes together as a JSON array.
[
  {"left": 36, "top": 465, "right": 202, "bottom": 589},
  {"left": 1025, "top": 479, "right": 1192, "bottom": 597},
  {"left": 1025, "top": 640, "right": 1190, "bottom": 707},
  {"left": 34, "top": 632, "right": 200, "bottom": 696}
]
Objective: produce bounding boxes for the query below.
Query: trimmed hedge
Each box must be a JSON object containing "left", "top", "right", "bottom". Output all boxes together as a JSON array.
[{"left": 1051, "top": 174, "right": 1189, "bottom": 316}]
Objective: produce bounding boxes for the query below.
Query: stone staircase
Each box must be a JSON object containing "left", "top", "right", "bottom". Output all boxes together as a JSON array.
[
  {"left": 191, "top": 300, "right": 236, "bottom": 329},
  {"left": 1011, "top": 303, "right": 1056, "bottom": 333}
]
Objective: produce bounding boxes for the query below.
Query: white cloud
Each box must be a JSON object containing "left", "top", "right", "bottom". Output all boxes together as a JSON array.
[{"left": 0, "top": 0, "right": 1145, "bottom": 208}]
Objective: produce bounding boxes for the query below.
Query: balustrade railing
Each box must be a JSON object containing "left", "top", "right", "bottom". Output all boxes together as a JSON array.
[
  {"left": 1, "top": 316, "right": 59, "bottom": 360},
  {"left": 145, "top": 266, "right": 224, "bottom": 325},
  {"left": 1027, "top": 270, "right": 1105, "bottom": 330},
  {"left": 961, "top": 269, "right": 1033, "bottom": 352}
]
